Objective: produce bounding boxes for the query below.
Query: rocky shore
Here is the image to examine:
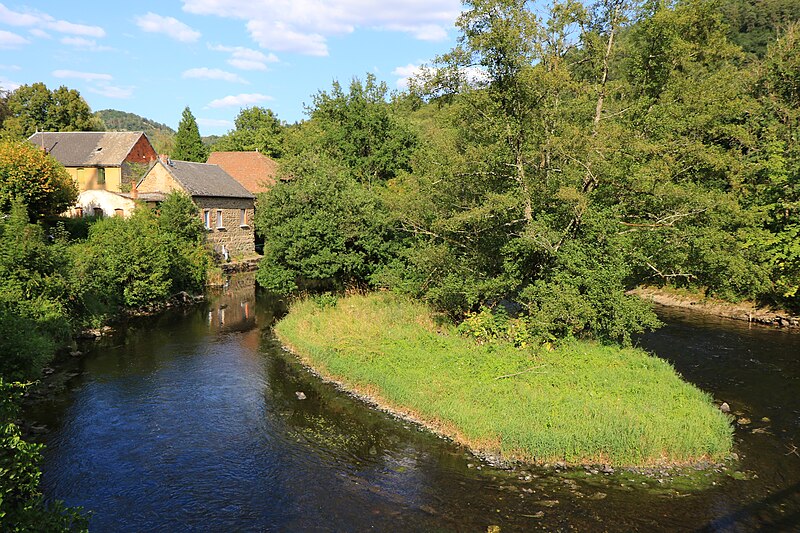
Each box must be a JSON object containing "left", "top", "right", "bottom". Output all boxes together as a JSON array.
[{"left": 631, "top": 287, "right": 799, "bottom": 330}]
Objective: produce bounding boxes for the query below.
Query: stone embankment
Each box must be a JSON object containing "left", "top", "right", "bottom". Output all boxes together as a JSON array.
[{"left": 631, "top": 287, "right": 799, "bottom": 330}]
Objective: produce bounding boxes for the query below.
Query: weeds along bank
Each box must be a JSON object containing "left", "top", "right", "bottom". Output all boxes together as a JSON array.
[{"left": 275, "top": 292, "right": 733, "bottom": 467}]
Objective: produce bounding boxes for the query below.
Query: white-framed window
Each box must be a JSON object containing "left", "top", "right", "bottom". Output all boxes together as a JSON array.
[
  {"left": 203, "top": 210, "right": 211, "bottom": 229},
  {"left": 240, "top": 208, "right": 247, "bottom": 227},
  {"left": 216, "top": 209, "right": 224, "bottom": 229}
]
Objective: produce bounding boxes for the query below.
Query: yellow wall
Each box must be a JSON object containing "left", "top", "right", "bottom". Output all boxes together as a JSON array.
[
  {"left": 68, "top": 166, "right": 123, "bottom": 192},
  {"left": 137, "top": 162, "right": 185, "bottom": 194}
]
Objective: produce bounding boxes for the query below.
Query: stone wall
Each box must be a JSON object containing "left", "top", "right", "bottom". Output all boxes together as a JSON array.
[{"left": 195, "top": 196, "right": 256, "bottom": 258}]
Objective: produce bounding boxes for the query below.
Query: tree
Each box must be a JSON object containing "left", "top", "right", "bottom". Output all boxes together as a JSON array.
[
  {"left": 307, "top": 74, "right": 417, "bottom": 185},
  {"left": 211, "top": 106, "right": 284, "bottom": 157},
  {"left": 0, "top": 381, "right": 88, "bottom": 530},
  {"left": 171, "top": 106, "right": 208, "bottom": 162},
  {"left": 255, "top": 164, "right": 400, "bottom": 293},
  {"left": 1, "top": 83, "right": 103, "bottom": 139},
  {"left": 0, "top": 139, "right": 77, "bottom": 219}
]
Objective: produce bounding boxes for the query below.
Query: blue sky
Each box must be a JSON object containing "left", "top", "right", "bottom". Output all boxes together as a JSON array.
[{"left": 0, "top": 1, "right": 463, "bottom": 135}]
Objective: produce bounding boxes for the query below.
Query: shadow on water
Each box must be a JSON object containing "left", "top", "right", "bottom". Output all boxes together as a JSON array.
[
  {"left": 698, "top": 481, "right": 800, "bottom": 532},
  {"left": 23, "top": 278, "right": 800, "bottom": 531}
]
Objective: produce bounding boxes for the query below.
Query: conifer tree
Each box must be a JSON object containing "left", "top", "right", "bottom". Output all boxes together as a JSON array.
[{"left": 171, "top": 106, "right": 208, "bottom": 162}]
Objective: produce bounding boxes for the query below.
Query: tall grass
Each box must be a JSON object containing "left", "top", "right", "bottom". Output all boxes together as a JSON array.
[{"left": 275, "top": 292, "right": 733, "bottom": 466}]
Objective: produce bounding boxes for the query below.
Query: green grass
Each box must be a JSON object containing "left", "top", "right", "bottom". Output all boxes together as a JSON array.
[{"left": 275, "top": 292, "right": 733, "bottom": 467}]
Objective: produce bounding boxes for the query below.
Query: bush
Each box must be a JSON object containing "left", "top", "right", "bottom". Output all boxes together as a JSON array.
[{"left": 0, "top": 380, "right": 88, "bottom": 531}]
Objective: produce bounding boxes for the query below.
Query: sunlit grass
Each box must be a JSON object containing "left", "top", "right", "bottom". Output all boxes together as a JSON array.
[{"left": 275, "top": 292, "right": 733, "bottom": 466}]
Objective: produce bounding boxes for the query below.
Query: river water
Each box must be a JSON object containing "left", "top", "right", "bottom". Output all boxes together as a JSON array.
[{"left": 25, "top": 275, "right": 800, "bottom": 531}]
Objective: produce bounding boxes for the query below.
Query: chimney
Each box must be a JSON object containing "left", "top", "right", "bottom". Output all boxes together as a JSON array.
[
  {"left": 131, "top": 180, "right": 138, "bottom": 199},
  {"left": 159, "top": 154, "right": 171, "bottom": 165}
]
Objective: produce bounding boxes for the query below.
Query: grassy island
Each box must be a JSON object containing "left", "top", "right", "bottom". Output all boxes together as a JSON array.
[{"left": 275, "top": 293, "right": 733, "bottom": 467}]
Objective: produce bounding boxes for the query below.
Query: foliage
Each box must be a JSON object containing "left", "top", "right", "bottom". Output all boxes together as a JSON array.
[
  {"left": 306, "top": 74, "right": 418, "bottom": 185},
  {"left": 719, "top": 0, "right": 800, "bottom": 57},
  {"left": 0, "top": 139, "right": 77, "bottom": 219},
  {"left": 171, "top": 106, "right": 208, "bottom": 162},
  {"left": 95, "top": 108, "right": 175, "bottom": 137},
  {"left": 72, "top": 203, "right": 211, "bottom": 313},
  {"left": 0, "top": 201, "right": 73, "bottom": 380},
  {"left": 211, "top": 107, "right": 284, "bottom": 157},
  {"left": 1, "top": 83, "right": 103, "bottom": 139},
  {"left": 255, "top": 168, "right": 399, "bottom": 293},
  {"left": 277, "top": 293, "right": 733, "bottom": 466},
  {"left": 0, "top": 380, "right": 88, "bottom": 531}
]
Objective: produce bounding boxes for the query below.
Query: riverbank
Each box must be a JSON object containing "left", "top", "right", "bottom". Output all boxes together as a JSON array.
[
  {"left": 274, "top": 292, "right": 733, "bottom": 467},
  {"left": 631, "top": 286, "right": 799, "bottom": 330}
]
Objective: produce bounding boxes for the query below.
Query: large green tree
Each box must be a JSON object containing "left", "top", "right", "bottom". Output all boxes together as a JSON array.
[
  {"left": 211, "top": 106, "right": 284, "bottom": 157},
  {"left": 0, "top": 139, "right": 78, "bottom": 219},
  {"left": 1, "top": 83, "right": 104, "bottom": 138},
  {"left": 171, "top": 106, "right": 208, "bottom": 162}
]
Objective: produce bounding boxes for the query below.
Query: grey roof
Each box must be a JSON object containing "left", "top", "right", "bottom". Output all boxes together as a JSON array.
[
  {"left": 157, "top": 159, "right": 254, "bottom": 199},
  {"left": 28, "top": 131, "right": 148, "bottom": 167}
]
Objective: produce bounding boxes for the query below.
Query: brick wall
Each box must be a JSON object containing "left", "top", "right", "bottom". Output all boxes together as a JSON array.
[{"left": 195, "top": 196, "right": 256, "bottom": 258}]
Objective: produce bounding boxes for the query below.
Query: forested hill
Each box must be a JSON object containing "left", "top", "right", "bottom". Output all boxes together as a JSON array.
[{"left": 94, "top": 109, "right": 175, "bottom": 137}]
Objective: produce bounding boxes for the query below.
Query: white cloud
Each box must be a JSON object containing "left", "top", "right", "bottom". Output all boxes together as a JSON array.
[
  {"left": 392, "top": 63, "right": 427, "bottom": 89},
  {"left": 0, "top": 3, "right": 105, "bottom": 38},
  {"left": 0, "top": 29, "right": 28, "bottom": 48},
  {"left": 0, "top": 64, "right": 20, "bottom": 71},
  {"left": 197, "top": 118, "right": 234, "bottom": 127},
  {"left": 182, "top": 67, "right": 247, "bottom": 83},
  {"left": 247, "top": 19, "right": 328, "bottom": 56},
  {"left": 46, "top": 20, "right": 105, "bottom": 38},
  {"left": 0, "top": 77, "right": 20, "bottom": 91},
  {"left": 136, "top": 12, "right": 201, "bottom": 43},
  {"left": 28, "top": 28, "right": 50, "bottom": 39},
  {"left": 52, "top": 69, "right": 113, "bottom": 82},
  {"left": 183, "top": 0, "right": 460, "bottom": 56},
  {"left": 60, "top": 36, "right": 111, "bottom": 50},
  {"left": 207, "top": 93, "right": 272, "bottom": 108},
  {"left": 0, "top": 3, "right": 40, "bottom": 26},
  {"left": 88, "top": 84, "right": 135, "bottom": 99},
  {"left": 392, "top": 62, "right": 488, "bottom": 89},
  {"left": 209, "top": 44, "right": 278, "bottom": 71}
]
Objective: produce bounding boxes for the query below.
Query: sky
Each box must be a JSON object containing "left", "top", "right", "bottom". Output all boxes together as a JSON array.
[{"left": 0, "top": 0, "right": 464, "bottom": 135}]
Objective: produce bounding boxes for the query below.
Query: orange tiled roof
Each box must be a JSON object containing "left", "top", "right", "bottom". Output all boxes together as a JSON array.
[{"left": 206, "top": 151, "right": 278, "bottom": 194}]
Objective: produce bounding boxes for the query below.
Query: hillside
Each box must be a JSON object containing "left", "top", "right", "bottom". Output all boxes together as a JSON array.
[{"left": 95, "top": 109, "right": 175, "bottom": 137}]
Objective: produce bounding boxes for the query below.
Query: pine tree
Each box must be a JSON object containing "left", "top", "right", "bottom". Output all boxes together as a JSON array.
[{"left": 171, "top": 106, "right": 208, "bottom": 162}]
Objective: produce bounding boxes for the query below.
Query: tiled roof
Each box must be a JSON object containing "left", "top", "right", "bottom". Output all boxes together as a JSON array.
[
  {"left": 27, "top": 131, "right": 149, "bottom": 167},
  {"left": 206, "top": 151, "right": 278, "bottom": 194},
  {"left": 159, "top": 159, "right": 254, "bottom": 199}
]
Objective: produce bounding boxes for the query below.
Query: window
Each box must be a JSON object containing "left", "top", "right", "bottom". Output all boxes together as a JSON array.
[
  {"left": 97, "top": 168, "right": 106, "bottom": 185},
  {"left": 239, "top": 208, "right": 247, "bottom": 227},
  {"left": 114, "top": 208, "right": 124, "bottom": 217},
  {"left": 216, "top": 209, "right": 224, "bottom": 229},
  {"left": 75, "top": 206, "right": 83, "bottom": 217},
  {"left": 93, "top": 207, "right": 103, "bottom": 218},
  {"left": 203, "top": 210, "right": 211, "bottom": 229}
]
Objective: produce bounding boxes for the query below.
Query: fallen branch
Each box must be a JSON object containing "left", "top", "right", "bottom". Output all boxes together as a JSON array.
[{"left": 495, "top": 365, "right": 546, "bottom": 380}]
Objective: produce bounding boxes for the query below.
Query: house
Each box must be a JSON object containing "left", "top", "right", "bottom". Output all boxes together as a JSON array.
[
  {"left": 137, "top": 156, "right": 256, "bottom": 257},
  {"left": 28, "top": 131, "right": 157, "bottom": 193},
  {"left": 206, "top": 151, "right": 278, "bottom": 195}
]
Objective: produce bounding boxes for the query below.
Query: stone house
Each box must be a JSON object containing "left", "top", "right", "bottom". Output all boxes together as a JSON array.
[
  {"left": 28, "top": 131, "right": 157, "bottom": 193},
  {"left": 137, "top": 156, "right": 256, "bottom": 258}
]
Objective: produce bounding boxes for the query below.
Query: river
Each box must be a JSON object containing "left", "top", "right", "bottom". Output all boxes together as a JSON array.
[{"left": 25, "top": 274, "right": 800, "bottom": 531}]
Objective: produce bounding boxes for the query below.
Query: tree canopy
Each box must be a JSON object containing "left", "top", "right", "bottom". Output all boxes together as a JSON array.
[
  {"left": 211, "top": 106, "right": 284, "bottom": 157},
  {"left": 171, "top": 106, "right": 208, "bottom": 162},
  {"left": 0, "top": 83, "right": 104, "bottom": 139},
  {"left": 0, "top": 139, "right": 77, "bottom": 219}
]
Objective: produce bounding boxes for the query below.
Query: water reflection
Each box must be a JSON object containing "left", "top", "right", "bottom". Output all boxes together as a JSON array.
[{"left": 24, "top": 280, "right": 800, "bottom": 531}]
